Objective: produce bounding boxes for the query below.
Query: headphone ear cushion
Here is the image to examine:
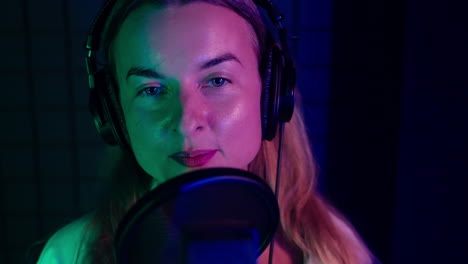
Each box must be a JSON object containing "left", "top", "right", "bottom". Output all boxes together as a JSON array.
[
  {"left": 260, "top": 45, "right": 273, "bottom": 141},
  {"left": 105, "top": 72, "right": 130, "bottom": 146},
  {"left": 260, "top": 43, "right": 283, "bottom": 141},
  {"left": 89, "top": 70, "right": 128, "bottom": 147}
]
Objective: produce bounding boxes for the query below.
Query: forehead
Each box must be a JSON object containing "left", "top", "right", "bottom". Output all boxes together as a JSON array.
[{"left": 112, "top": 2, "right": 259, "bottom": 77}]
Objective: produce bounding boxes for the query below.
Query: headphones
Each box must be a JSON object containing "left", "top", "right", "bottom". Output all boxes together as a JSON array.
[{"left": 85, "top": 0, "right": 296, "bottom": 149}]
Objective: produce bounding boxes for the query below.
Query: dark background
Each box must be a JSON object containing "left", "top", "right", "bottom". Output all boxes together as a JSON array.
[{"left": 1, "top": 0, "right": 467, "bottom": 263}]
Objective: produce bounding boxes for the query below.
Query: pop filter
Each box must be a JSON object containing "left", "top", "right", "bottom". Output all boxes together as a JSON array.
[{"left": 114, "top": 168, "right": 280, "bottom": 264}]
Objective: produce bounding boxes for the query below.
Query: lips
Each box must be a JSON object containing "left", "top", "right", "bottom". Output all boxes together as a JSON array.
[{"left": 169, "top": 149, "right": 217, "bottom": 167}]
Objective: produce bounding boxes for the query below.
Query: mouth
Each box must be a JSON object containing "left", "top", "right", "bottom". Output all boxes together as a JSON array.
[{"left": 169, "top": 149, "right": 218, "bottom": 167}]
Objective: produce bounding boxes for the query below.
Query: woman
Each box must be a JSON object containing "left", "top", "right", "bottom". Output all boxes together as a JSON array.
[{"left": 38, "top": 0, "right": 375, "bottom": 263}]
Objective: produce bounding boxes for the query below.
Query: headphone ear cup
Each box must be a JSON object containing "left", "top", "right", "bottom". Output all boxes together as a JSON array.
[
  {"left": 261, "top": 43, "right": 283, "bottom": 141},
  {"left": 89, "top": 70, "right": 124, "bottom": 146}
]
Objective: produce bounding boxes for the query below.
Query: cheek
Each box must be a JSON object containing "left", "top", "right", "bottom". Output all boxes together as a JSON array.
[
  {"left": 124, "top": 105, "right": 183, "bottom": 164},
  {"left": 127, "top": 108, "right": 168, "bottom": 142},
  {"left": 125, "top": 98, "right": 181, "bottom": 140},
  {"left": 221, "top": 103, "right": 259, "bottom": 134},
  {"left": 124, "top": 105, "right": 186, "bottom": 181},
  {"left": 213, "top": 90, "right": 262, "bottom": 164}
]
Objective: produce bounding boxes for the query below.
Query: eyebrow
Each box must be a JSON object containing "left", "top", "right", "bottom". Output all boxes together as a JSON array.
[
  {"left": 126, "top": 53, "right": 242, "bottom": 80},
  {"left": 198, "top": 52, "right": 243, "bottom": 70},
  {"left": 126, "top": 67, "right": 165, "bottom": 80}
]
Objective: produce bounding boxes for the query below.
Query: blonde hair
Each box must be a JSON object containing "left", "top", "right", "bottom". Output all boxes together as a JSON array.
[
  {"left": 249, "top": 96, "right": 373, "bottom": 263},
  {"left": 85, "top": 0, "right": 374, "bottom": 263}
]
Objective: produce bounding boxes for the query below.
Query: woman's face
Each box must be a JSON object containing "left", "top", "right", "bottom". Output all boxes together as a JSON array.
[{"left": 113, "top": 2, "right": 263, "bottom": 184}]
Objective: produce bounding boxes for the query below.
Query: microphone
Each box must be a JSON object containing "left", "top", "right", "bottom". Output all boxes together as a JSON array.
[{"left": 114, "top": 168, "right": 280, "bottom": 264}]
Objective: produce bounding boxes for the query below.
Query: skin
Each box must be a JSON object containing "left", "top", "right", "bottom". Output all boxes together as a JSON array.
[
  {"left": 113, "top": 3, "right": 294, "bottom": 263},
  {"left": 113, "top": 2, "right": 262, "bottom": 186}
]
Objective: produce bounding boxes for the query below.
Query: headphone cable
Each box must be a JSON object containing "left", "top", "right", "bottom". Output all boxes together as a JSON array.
[{"left": 268, "top": 121, "right": 285, "bottom": 264}]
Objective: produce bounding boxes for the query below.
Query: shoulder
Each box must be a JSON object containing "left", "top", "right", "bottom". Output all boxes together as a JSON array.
[{"left": 37, "top": 214, "right": 95, "bottom": 264}]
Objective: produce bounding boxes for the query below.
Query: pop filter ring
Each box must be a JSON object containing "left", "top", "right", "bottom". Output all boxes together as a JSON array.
[{"left": 114, "top": 168, "right": 280, "bottom": 263}]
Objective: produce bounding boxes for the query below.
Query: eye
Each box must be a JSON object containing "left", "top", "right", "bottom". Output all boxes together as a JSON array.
[
  {"left": 138, "top": 85, "right": 166, "bottom": 97},
  {"left": 206, "top": 77, "right": 231, "bottom": 88}
]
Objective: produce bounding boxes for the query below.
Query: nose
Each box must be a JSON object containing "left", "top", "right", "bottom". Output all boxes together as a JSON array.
[{"left": 177, "top": 90, "right": 209, "bottom": 137}]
